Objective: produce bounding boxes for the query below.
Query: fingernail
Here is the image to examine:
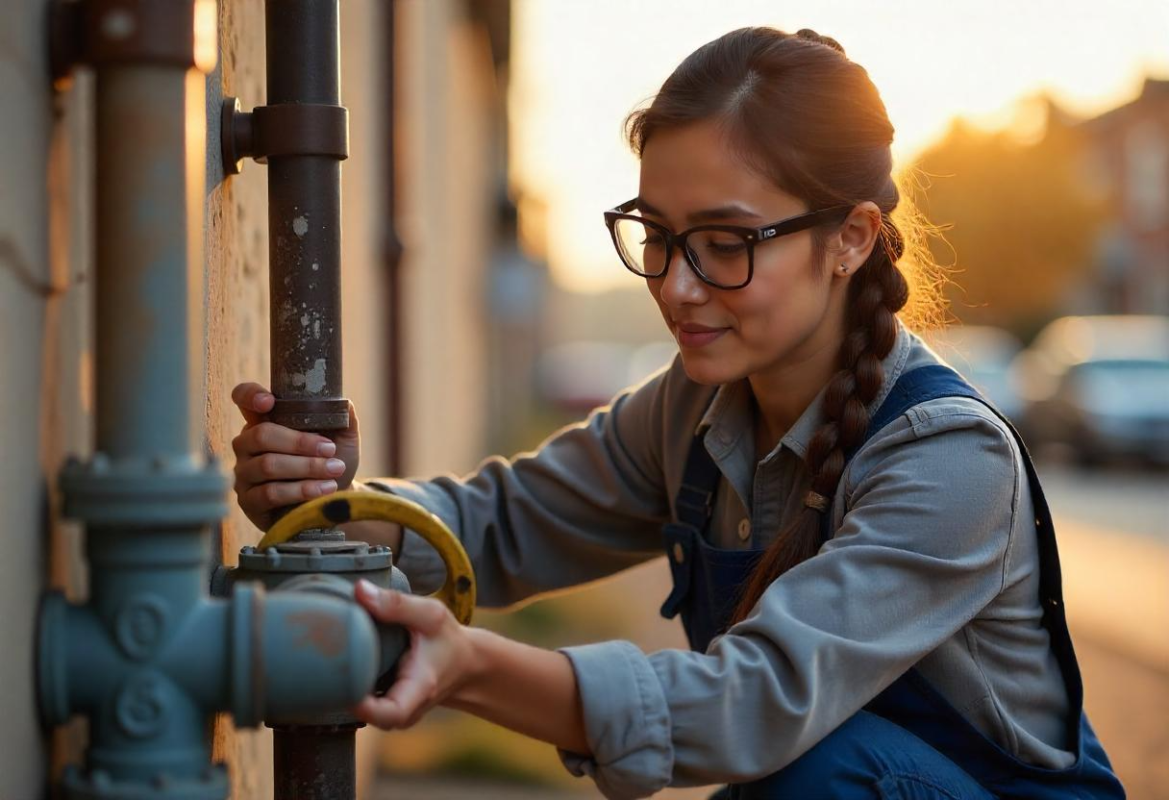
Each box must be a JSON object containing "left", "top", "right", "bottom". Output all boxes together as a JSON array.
[
  {"left": 317, "top": 441, "right": 337, "bottom": 457},
  {"left": 325, "top": 458, "right": 345, "bottom": 475},
  {"left": 318, "top": 480, "right": 338, "bottom": 495},
  {"left": 254, "top": 392, "right": 273, "bottom": 408},
  {"left": 356, "top": 579, "right": 378, "bottom": 601}
]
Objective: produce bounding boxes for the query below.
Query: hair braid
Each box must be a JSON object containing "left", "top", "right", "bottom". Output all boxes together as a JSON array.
[{"left": 730, "top": 219, "right": 910, "bottom": 625}]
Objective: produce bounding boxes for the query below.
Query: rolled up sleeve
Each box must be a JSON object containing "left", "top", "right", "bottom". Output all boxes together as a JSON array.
[{"left": 557, "top": 641, "right": 674, "bottom": 799}]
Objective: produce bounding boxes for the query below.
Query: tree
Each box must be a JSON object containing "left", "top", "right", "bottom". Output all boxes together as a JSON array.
[{"left": 909, "top": 99, "right": 1109, "bottom": 337}]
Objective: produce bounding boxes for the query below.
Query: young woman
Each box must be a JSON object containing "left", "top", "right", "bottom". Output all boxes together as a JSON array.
[{"left": 231, "top": 27, "right": 1124, "bottom": 799}]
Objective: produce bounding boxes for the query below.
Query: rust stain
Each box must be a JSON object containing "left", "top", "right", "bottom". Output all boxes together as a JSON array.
[{"left": 287, "top": 609, "right": 346, "bottom": 658}]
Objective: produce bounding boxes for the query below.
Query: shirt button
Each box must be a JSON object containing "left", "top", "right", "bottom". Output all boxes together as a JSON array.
[
  {"left": 737, "top": 518, "right": 751, "bottom": 541},
  {"left": 673, "top": 542, "right": 685, "bottom": 563}
]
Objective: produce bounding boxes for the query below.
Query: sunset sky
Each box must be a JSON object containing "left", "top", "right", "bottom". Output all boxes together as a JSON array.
[{"left": 509, "top": 0, "right": 1169, "bottom": 292}]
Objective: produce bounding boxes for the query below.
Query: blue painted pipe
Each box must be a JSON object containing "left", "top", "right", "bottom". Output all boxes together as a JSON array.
[{"left": 35, "top": 2, "right": 385, "bottom": 797}]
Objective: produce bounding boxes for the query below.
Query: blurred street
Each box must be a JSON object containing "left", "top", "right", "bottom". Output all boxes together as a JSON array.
[{"left": 374, "top": 459, "right": 1168, "bottom": 800}]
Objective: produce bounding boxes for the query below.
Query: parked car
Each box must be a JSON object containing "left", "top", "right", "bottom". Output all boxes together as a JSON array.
[
  {"left": 921, "top": 325, "right": 1025, "bottom": 421},
  {"left": 1010, "top": 315, "right": 1169, "bottom": 465}
]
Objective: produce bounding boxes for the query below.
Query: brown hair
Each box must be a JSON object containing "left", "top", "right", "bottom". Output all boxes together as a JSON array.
[{"left": 626, "top": 27, "right": 945, "bottom": 623}]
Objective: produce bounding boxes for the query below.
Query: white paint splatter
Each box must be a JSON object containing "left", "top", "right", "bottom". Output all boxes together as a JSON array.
[
  {"left": 304, "top": 358, "right": 327, "bottom": 393},
  {"left": 292, "top": 216, "right": 309, "bottom": 237},
  {"left": 313, "top": 320, "right": 321, "bottom": 339},
  {"left": 311, "top": 262, "right": 319, "bottom": 271},
  {"left": 300, "top": 313, "right": 310, "bottom": 327}
]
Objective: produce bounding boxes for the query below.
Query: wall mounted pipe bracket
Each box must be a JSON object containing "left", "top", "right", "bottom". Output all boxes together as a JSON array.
[
  {"left": 50, "top": 0, "right": 217, "bottom": 88},
  {"left": 221, "top": 98, "right": 349, "bottom": 175}
]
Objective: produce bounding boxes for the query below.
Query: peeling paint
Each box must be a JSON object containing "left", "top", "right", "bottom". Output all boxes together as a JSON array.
[
  {"left": 292, "top": 216, "right": 309, "bottom": 238},
  {"left": 300, "top": 313, "right": 310, "bottom": 327},
  {"left": 313, "top": 320, "right": 321, "bottom": 339},
  {"left": 305, "top": 358, "right": 327, "bottom": 393}
]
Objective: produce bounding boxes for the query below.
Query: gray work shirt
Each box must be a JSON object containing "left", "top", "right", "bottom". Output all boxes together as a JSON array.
[{"left": 373, "top": 322, "right": 1075, "bottom": 799}]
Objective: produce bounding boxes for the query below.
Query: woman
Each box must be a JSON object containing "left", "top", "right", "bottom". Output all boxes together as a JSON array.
[{"left": 230, "top": 27, "right": 1124, "bottom": 799}]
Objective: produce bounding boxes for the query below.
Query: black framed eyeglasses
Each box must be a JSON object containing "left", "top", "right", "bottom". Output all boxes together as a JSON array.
[{"left": 603, "top": 199, "right": 853, "bottom": 290}]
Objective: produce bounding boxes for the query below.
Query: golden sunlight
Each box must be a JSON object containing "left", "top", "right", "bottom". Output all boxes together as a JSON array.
[{"left": 510, "top": 0, "right": 1169, "bottom": 293}]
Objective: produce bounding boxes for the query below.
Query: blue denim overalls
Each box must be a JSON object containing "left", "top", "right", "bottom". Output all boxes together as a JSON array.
[{"left": 660, "top": 365, "right": 1126, "bottom": 798}]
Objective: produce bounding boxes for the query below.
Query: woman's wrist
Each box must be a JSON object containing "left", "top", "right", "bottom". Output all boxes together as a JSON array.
[{"left": 446, "top": 626, "right": 495, "bottom": 711}]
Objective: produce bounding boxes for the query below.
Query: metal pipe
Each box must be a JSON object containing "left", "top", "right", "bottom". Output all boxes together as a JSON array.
[
  {"left": 382, "top": 0, "right": 405, "bottom": 475},
  {"left": 38, "top": 2, "right": 381, "bottom": 796},
  {"left": 265, "top": 0, "right": 349, "bottom": 432},
  {"left": 273, "top": 725, "right": 358, "bottom": 798}
]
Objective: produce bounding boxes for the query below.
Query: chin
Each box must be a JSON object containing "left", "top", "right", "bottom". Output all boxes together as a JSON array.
[{"left": 676, "top": 350, "right": 746, "bottom": 386}]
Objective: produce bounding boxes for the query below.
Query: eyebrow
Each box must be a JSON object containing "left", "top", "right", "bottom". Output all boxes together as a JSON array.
[{"left": 636, "top": 197, "right": 763, "bottom": 224}]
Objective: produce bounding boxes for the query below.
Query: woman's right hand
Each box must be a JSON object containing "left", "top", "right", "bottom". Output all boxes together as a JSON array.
[{"left": 230, "top": 382, "right": 362, "bottom": 531}]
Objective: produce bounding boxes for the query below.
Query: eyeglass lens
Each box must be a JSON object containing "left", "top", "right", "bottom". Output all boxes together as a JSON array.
[{"left": 612, "top": 218, "right": 750, "bottom": 288}]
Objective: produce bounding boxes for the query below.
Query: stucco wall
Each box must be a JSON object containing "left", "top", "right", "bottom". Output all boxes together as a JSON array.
[
  {"left": 2, "top": 0, "right": 497, "bottom": 796},
  {"left": 1, "top": 1, "right": 94, "bottom": 794}
]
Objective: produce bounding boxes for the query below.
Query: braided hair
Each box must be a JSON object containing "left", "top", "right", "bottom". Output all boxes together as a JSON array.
[{"left": 626, "top": 27, "right": 940, "bottom": 623}]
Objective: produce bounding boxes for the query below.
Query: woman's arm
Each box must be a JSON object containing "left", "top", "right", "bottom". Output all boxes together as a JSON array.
[
  {"left": 352, "top": 580, "right": 589, "bottom": 755},
  {"left": 359, "top": 360, "right": 699, "bottom": 608}
]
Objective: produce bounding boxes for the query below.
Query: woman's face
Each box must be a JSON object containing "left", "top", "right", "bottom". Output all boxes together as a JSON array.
[{"left": 638, "top": 120, "right": 848, "bottom": 386}]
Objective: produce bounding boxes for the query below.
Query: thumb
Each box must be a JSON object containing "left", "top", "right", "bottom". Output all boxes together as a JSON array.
[{"left": 354, "top": 580, "right": 447, "bottom": 632}]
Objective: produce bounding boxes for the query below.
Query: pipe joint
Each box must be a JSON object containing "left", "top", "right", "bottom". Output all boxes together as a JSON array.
[
  {"left": 60, "top": 455, "right": 228, "bottom": 528},
  {"left": 50, "top": 0, "right": 217, "bottom": 87}
]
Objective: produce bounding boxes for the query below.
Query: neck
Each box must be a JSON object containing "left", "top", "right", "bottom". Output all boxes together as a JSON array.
[{"left": 748, "top": 300, "right": 850, "bottom": 455}]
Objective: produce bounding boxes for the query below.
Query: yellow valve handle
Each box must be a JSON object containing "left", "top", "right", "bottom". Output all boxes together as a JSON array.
[{"left": 259, "top": 490, "right": 476, "bottom": 624}]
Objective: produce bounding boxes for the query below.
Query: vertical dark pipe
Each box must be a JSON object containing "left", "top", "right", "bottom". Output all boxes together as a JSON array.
[
  {"left": 273, "top": 726, "right": 356, "bottom": 798},
  {"left": 264, "top": 2, "right": 357, "bottom": 797},
  {"left": 265, "top": 0, "right": 348, "bottom": 432},
  {"left": 383, "top": 0, "right": 405, "bottom": 474}
]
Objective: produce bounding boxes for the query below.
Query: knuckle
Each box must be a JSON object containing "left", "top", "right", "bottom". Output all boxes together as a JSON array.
[
  {"left": 422, "top": 602, "right": 446, "bottom": 629},
  {"left": 258, "top": 454, "right": 279, "bottom": 479},
  {"left": 262, "top": 483, "right": 283, "bottom": 508}
]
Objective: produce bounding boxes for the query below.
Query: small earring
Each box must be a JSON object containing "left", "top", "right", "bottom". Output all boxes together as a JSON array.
[{"left": 838, "top": 264, "right": 849, "bottom": 274}]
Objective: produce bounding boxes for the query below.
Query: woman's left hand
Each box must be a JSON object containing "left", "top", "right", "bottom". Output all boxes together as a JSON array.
[{"left": 352, "top": 579, "right": 475, "bottom": 729}]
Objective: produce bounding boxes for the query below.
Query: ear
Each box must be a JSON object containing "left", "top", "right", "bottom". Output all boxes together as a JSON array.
[{"left": 829, "top": 201, "right": 882, "bottom": 277}]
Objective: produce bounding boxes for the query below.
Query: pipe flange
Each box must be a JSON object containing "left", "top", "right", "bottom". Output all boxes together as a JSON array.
[
  {"left": 238, "top": 542, "right": 394, "bottom": 574},
  {"left": 60, "top": 762, "right": 228, "bottom": 800},
  {"left": 60, "top": 455, "right": 228, "bottom": 526}
]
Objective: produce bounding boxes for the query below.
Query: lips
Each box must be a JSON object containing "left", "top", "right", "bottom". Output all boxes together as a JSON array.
[
  {"left": 674, "top": 321, "right": 728, "bottom": 348},
  {"left": 676, "top": 322, "right": 723, "bottom": 333}
]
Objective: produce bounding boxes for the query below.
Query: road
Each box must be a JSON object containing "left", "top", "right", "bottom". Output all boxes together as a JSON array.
[{"left": 373, "top": 461, "right": 1168, "bottom": 799}]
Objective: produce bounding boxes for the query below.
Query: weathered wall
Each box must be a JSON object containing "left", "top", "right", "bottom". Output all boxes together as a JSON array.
[
  {"left": 397, "top": 0, "right": 495, "bottom": 478},
  {"left": 2, "top": 0, "right": 498, "bottom": 796},
  {"left": 1, "top": 0, "right": 94, "bottom": 795}
]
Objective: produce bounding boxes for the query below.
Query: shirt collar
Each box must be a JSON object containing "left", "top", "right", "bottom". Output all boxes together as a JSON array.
[{"left": 697, "top": 319, "right": 914, "bottom": 463}]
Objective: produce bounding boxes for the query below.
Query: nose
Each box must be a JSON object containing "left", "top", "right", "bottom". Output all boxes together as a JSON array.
[{"left": 657, "top": 246, "right": 708, "bottom": 308}]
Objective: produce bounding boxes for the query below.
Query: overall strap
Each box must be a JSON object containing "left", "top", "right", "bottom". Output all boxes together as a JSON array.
[
  {"left": 826, "top": 365, "right": 1081, "bottom": 725},
  {"left": 674, "top": 431, "right": 721, "bottom": 532}
]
